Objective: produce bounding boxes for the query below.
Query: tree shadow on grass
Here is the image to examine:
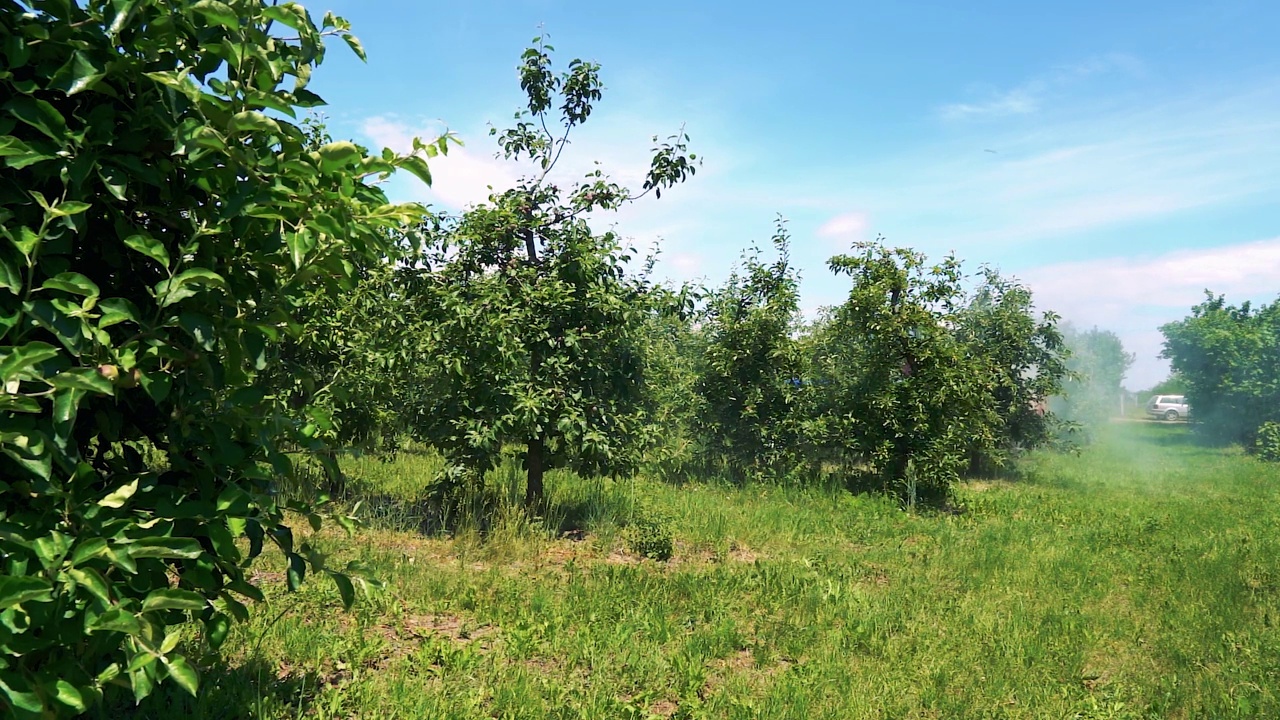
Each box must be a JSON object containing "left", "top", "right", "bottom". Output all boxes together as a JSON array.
[
  {"left": 97, "top": 655, "right": 335, "bottom": 720},
  {"left": 325, "top": 469, "right": 634, "bottom": 541}
]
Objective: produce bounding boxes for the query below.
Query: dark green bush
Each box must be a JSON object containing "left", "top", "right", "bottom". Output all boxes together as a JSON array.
[{"left": 624, "top": 507, "right": 674, "bottom": 561}]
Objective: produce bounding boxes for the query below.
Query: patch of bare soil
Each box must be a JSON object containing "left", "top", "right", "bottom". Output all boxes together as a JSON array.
[
  {"left": 705, "top": 648, "right": 794, "bottom": 692},
  {"left": 650, "top": 699, "right": 679, "bottom": 717},
  {"left": 401, "top": 613, "right": 499, "bottom": 647}
]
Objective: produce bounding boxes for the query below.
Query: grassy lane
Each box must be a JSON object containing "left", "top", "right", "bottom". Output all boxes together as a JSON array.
[{"left": 117, "top": 422, "right": 1280, "bottom": 719}]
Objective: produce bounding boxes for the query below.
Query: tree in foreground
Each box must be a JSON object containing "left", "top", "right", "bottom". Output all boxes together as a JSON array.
[
  {"left": 416, "top": 38, "right": 698, "bottom": 508},
  {"left": 0, "top": 2, "right": 433, "bottom": 714}
]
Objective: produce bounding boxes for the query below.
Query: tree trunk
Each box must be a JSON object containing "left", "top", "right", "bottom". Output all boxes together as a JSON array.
[
  {"left": 521, "top": 212, "right": 546, "bottom": 509},
  {"left": 525, "top": 434, "right": 545, "bottom": 508}
]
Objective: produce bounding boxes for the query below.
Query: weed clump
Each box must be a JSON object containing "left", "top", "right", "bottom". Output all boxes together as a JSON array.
[
  {"left": 1254, "top": 421, "right": 1280, "bottom": 462},
  {"left": 625, "top": 506, "right": 674, "bottom": 561}
]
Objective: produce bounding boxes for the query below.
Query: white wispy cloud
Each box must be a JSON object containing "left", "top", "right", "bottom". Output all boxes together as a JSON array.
[
  {"left": 808, "top": 76, "right": 1280, "bottom": 257},
  {"left": 939, "top": 87, "right": 1040, "bottom": 120},
  {"left": 937, "top": 53, "right": 1144, "bottom": 121},
  {"left": 361, "top": 116, "right": 523, "bottom": 208},
  {"left": 815, "top": 212, "right": 870, "bottom": 244}
]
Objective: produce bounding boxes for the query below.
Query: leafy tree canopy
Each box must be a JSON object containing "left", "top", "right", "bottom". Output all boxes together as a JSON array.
[{"left": 0, "top": 1, "right": 435, "bottom": 713}]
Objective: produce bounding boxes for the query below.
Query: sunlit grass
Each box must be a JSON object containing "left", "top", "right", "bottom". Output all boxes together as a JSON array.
[{"left": 111, "top": 422, "right": 1280, "bottom": 719}]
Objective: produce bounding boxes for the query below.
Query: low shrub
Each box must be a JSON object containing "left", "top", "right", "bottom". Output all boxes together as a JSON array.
[{"left": 624, "top": 507, "right": 674, "bottom": 561}]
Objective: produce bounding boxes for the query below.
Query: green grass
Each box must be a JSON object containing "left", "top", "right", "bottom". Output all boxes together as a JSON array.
[{"left": 112, "top": 422, "right": 1280, "bottom": 719}]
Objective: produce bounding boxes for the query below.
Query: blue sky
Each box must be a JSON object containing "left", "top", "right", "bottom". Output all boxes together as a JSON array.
[{"left": 305, "top": 0, "right": 1279, "bottom": 389}]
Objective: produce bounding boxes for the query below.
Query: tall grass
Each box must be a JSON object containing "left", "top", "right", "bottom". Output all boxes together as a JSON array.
[{"left": 113, "top": 421, "right": 1280, "bottom": 719}]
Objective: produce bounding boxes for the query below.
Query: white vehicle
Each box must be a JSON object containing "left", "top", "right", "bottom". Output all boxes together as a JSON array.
[{"left": 1147, "top": 395, "right": 1190, "bottom": 421}]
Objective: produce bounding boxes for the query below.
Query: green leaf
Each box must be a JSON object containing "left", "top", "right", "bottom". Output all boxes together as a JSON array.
[
  {"left": 1, "top": 431, "right": 52, "bottom": 481},
  {"left": 54, "top": 679, "right": 88, "bottom": 711},
  {"left": 98, "top": 479, "right": 138, "bottom": 508},
  {"left": 0, "top": 251, "right": 20, "bottom": 293},
  {"left": 99, "top": 166, "right": 128, "bottom": 201},
  {"left": 0, "top": 135, "right": 50, "bottom": 169},
  {"left": 33, "top": 531, "right": 71, "bottom": 569},
  {"left": 138, "top": 370, "right": 171, "bottom": 402},
  {"left": 129, "top": 664, "right": 154, "bottom": 704},
  {"left": 286, "top": 553, "right": 305, "bottom": 591},
  {"left": 0, "top": 395, "right": 41, "bottom": 413},
  {"left": 24, "top": 298, "right": 84, "bottom": 354},
  {"left": 0, "top": 677, "right": 43, "bottom": 713},
  {"left": 41, "top": 272, "right": 100, "bottom": 298},
  {"left": 330, "top": 571, "right": 355, "bottom": 610},
  {"left": 179, "top": 312, "right": 217, "bottom": 351},
  {"left": 215, "top": 484, "right": 251, "bottom": 514},
  {"left": 191, "top": 0, "right": 239, "bottom": 28},
  {"left": 229, "top": 111, "right": 281, "bottom": 135},
  {"left": 141, "top": 588, "right": 206, "bottom": 613},
  {"left": 67, "top": 567, "right": 111, "bottom": 605},
  {"left": 127, "top": 537, "right": 203, "bottom": 560},
  {"left": 51, "top": 50, "right": 105, "bottom": 96},
  {"left": 48, "top": 200, "right": 92, "bottom": 218},
  {"left": 108, "top": 0, "right": 140, "bottom": 35},
  {"left": 396, "top": 155, "right": 433, "bottom": 186},
  {"left": 51, "top": 367, "right": 114, "bottom": 395},
  {"left": 10, "top": 225, "right": 41, "bottom": 260},
  {"left": 262, "top": 3, "right": 308, "bottom": 31},
  {"left": 98, "top": 297, "right": 141, "bottom": 328},
  {"left": 124, "top": 233, "right": 170, "bottom": 267},
  {"left": 0, "top": 342, "right": 59, "bottom": 381},
  {"left": 0, "top": 576, "right": 52, "bottom": 609},
  {"left": 310, "top": 213, "right": 342, "bottom": 238},
  {"left": 144, "top": 70, "right": 202, "bottom": 103},
  {"left": 4, "top": 96, "right": 68, "bottom": 142},
  {"left": 342, "top": 33, "right": 367, "bottom": 61},
  {"left": 164, "top": 654, "right": 200, "bottom": 697},
  {"left": 155, "top": 268, "right": 226, "bottom": 307},
  {"left": 316, "top": 141, "right": 362, "bottom": 172},
  {"left": 285, "top": 230, "right": 316, "bottom": 270},
  {"left": 204, "top": 613, "right": 231, "bottom": 650},
  {"left": 71, "top": 538, "right": 109, "bottom": 564},
  {"left": 89, "top": 608, "right": 141, "bottom": 635},
  {"left": 104, "top": 546, "right": 137, "bottom": 575}
]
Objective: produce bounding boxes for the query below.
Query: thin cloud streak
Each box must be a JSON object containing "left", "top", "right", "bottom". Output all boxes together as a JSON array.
[
  {"left": 811, "top": 77, "right": 1280, "bottom": 253},
  {"left": 937, "top": 53, "right": 1144, "bottom": 121}
]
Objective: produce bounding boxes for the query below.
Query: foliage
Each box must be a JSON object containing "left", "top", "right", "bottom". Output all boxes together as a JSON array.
[
  {"left": 1053, "top": 325, "right": 1135, "bottom": 439},
  {"left": 412, "top": 37, "right": 697, "bottom": 507},
  {"left": 262, "top": 118, "right": 438, "bottom": 456},
  {"left": 816, "top": 243, "right": 987, "bottom": 501},
  {"left": 694, "top": 224, "right": 813, "bottom": 482},
  {"left": 811, "top": 245, "right": 1070, "bottom": 501},
  {"left": 954, "top": 267, "right": 1071, "bottom": 471},
  {"left": 0, "top": 1, "right": 431, "bottom": 714},
  {"left": 635, "top": 305, "right": 705, "bottom": 484},
  {"left": 1160, "top": 292, "right": 1280, "bottom": 444},
  {"left": 1255, "top": 421, "right": 1280, "bottom": 463},
  {"left": 623, "top": 505, "right": 674, "bottom": 562}
]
